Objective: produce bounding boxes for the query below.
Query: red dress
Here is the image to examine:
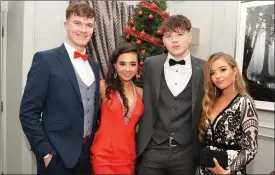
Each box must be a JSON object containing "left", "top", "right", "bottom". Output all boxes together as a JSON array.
[{"left": 90, "top": 89, "right": 143, "bottom": 174}]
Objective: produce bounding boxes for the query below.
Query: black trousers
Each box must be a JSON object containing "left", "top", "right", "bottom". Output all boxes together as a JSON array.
[
  {"left": 37, "top": 143, "right": 91, "bottom": 175},
  {"left": 136, "top": 139, "right": 195, "bottom": 175}
]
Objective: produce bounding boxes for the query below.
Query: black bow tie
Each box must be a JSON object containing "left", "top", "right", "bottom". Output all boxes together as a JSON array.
[{"left": 169, "top": 59, "right": 186, "bottom": 66}]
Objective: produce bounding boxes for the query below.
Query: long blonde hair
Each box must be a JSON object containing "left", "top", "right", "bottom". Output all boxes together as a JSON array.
[{"left": 198, "top": 52, "right": 249, "bottom": 142}]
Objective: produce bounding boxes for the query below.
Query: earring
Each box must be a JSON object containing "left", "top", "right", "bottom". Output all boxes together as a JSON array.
[
  {"left": 233, "top": 82, "right": 235, "bottom": 93},
  {"left": 114, "top": 72, "right": 117, "bottom": 79},
  {"left": 136, "top": 73, "right": 140, "bottom": 80},
  {"left": 214, "top": 86, "right": 217, "bottom": 97}
]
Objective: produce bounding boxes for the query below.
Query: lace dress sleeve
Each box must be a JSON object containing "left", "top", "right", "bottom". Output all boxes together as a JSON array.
[{"left": 229, "top": 95, "right": 259, "bottom": 173}]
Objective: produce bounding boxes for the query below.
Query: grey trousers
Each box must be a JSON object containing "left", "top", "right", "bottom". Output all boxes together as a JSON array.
[{"left": 136, "top": 139, "right": 195, "bottom": 175}]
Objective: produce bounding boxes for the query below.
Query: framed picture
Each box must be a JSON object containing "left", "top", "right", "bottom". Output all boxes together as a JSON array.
[{"left": 235, "top": 1, "right": 274, "bottom": 111}]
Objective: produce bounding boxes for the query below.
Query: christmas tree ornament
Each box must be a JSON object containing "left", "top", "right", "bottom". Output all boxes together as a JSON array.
[
  {"left": 161, "top": 11, "right": 169, "bottom": 21},
  {"left": 136, "top": 39, "right": 142, "bottom": 45},
  {"left": 161, "top": 15, "right": 167, "bottom": 21},
  {"left": 131, "top": 27, "right": 136, "bottom": 32},
  {"left": 137, "top": 10, "right": 143, "bottom": 16},
  {"left": 141, "top": 49, "right": 146, "bottom": 55},
  {"left": 156, "top": 29, "right": 163, "bottom": 35},
  {"left": 123, "top": 27, "right": 131, "bottom": 33},
  {"left": 125, "top": 34, "right": 131, "bottom": 41},
  {"left": 151, "top": 3, "right": 158, "bottom": 10},
  {"left": 148, "top": 13, "right": 154, "bottom": 20},
  {"left": 149, "top": 37, "right": 156, "bottom": 43},
  {"left": 130, "top": 19, "right": 135, "bottom": 25},
  {"left": 122, "top": 0, "right": 168, "bottom": 72},
  {"left": 162, "top": 11, "right": 169, "bottom": 17},
  {"left": 140, "top": 31, "right": 146, "bottom": 38}
]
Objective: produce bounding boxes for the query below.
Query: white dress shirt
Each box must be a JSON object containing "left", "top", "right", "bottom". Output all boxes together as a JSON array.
[
  {"left": 64, "top": 42, "right": 95, "bottom": 86},
  {"left": 164, "top": 52, "right": 192, "bottom": 97}
]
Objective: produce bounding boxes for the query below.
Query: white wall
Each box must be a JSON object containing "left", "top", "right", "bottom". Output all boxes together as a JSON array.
[
  {"left": 5, "top": 1, "right": 25, "bottom": 173},
  {"left": 3, "top": 1, "right": 68, "bottom": 174},
  {"left": 168, "top": 1, "right": 274, "bottom": 174},
  {"left": 3, "top": 1, "right": 274, "bottom": 174},
  {"left": 1, "top": 1, "right": 9, "bottom": 174},
  {"left": 167, "top": 1, "right": 239, "bottom": 60}
]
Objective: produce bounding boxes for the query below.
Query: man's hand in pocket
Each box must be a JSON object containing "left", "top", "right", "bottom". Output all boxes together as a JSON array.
[{"left": 43, "top": 154, "right": 53, "bottom": 167}]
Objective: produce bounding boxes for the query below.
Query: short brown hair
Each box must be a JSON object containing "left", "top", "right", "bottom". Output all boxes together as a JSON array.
[
  {"left": 160, "top": 15, "right": 191, "bottom": 33},
  {"left": 66, "top": 2, "right": 96, "bottom": 20}
]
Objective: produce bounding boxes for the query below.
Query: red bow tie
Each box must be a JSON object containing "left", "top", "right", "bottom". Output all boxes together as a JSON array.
[{"left": 74, "top": 51, "right": 88, "bottom": 61}]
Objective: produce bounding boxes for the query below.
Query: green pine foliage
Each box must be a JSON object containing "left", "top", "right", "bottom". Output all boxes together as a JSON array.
[{"left": 122, "top": 0, "right": 168, "bottom": 62}]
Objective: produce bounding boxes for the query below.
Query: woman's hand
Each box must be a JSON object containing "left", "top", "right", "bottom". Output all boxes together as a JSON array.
[{"left": 207, "top": 158, "right": 230, "bottom": 174}]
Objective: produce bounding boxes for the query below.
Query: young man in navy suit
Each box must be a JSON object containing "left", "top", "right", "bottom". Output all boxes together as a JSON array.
[{"left": 19, "top": 2, "right": 100, "bottom": 175}]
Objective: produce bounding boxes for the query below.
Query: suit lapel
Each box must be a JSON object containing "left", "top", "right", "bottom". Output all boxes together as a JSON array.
[
  {"left": 88, "top": 58, "right": 99, "bottom": 82},
  {"left": 57, "top": 44, "right": 83, "bottom": 105},
  {"left": 154, "top": 54, "right": 167, "bottom": 103},
  {"left": 191, "top": 56, "right": 202, "bottom": 114}
]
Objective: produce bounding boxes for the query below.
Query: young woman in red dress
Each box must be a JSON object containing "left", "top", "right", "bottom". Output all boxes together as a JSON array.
[{"left": 90, "top": 43, "right": 143, "bottom": 174}]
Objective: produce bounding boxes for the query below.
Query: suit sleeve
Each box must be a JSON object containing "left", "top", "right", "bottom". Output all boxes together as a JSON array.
[{"left": 19, "top": 52, "right": 52, "bottom": 159}]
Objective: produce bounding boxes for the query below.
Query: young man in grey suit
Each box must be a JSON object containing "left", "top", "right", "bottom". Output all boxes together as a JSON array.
[{"left": 136, "top": 15, "right": 205, "bottom": 175}]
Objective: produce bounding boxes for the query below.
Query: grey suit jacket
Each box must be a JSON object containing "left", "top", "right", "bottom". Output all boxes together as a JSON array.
[{"left": 136, "top": 53, "right": 205, "bottom": 166}]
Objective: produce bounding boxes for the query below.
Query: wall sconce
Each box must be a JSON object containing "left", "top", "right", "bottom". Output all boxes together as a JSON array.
[{"left": 191, "top": 27, "right": 200, "bottom": 47}]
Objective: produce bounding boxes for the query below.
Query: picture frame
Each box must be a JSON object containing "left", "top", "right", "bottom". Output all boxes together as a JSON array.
[{"left": 235, "top": 1, "right": 274, "bottom": 111}]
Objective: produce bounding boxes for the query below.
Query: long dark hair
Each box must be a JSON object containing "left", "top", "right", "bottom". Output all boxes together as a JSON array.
[{"left": 105, "top": 42, "right": 140, "bottom": 117}]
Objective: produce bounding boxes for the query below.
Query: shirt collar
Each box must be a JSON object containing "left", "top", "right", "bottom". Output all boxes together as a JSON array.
[
  {"left": 64, "top": 41, "right": 86, "bottom": 59},
  {"left": 165, "top": 52, "right": 191, "bottom": 67}
]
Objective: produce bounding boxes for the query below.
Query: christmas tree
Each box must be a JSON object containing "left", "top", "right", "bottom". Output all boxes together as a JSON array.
[{"left": 122, "top": 0, "right": 169, "bottom": 67}]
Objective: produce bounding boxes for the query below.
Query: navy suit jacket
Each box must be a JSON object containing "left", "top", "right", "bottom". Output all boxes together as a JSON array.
[{"left": 19, "top": 44, "right": 100, "bottom": 168}]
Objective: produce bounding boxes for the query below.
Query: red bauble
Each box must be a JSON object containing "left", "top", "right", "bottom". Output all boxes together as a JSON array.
[
  {"left": 125, "top": 35, "right": 130, "bottom": 41},
  {"left": 123, "top": 26, "right": 131, "bottom": 33},
  {"left": 136, "top": 39, "right": 142, "bottom": 45},
  {"left": 151, "top": 3, "right": 158, "bottom": 10},
  {"left": 149, "top": 37, "right": 156, "bottom": 43},
  {"left": 140, "top": 31, "right": 146, "bottom": 38},
  {"left": 140, "top": 61, "right": 144, "bottom": 66},
  {"left": 148, "top": 13, "right": 154, "bottom": 20},
  {"left": 141, "top": 49, "right": 146, "bottom": 55},
  {"left": 156, "top": 29, "right": 163, "bottom": 35},
  {"left": 137, "top": 10, "right": 143, "bottom": 16},
  {"left": 161, "top": 15, "right": 167, "bottom": 21},
  {"left": 161, "top": 11, "right": 169, "bottom": 21},
  {"left": 131, "top": 27, "right": 136, "bottom": 32},
  {"left": 162, "top": 11, "right": 169, "bottom": 17},
  {"left": 130, "top": 19, "right": 135, "bottom": 25}
]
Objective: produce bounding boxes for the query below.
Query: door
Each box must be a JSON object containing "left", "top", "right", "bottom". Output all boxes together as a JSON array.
[
  {"left": 0, "top": 10, "right": 7, "bottom": 174},
  {"left": 0, "top": 11, "right": 3, "bottom": 174}
]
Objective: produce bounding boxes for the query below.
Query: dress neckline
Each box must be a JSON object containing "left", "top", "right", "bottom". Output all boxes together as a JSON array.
[
  {"left": 208, "top": 93, "right": 241, "bottom": 126},
  {"left": 116, "top": 82, "right": 137, "bottom": 125}
]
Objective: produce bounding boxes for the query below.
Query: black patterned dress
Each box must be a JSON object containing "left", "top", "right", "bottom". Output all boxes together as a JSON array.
[{"left": 197, "top": 93, "right": 258, "bottom": 175}]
